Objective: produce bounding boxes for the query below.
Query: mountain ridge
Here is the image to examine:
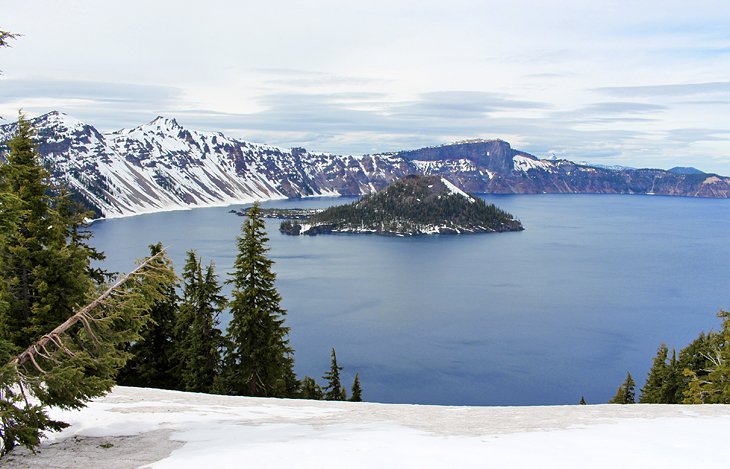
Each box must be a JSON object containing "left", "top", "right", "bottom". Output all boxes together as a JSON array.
[{"left": 2, "top": 111, "right": 729, "bottom": 218}]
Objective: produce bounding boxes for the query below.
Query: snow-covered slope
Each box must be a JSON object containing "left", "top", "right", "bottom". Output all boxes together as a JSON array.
[
  {"left": 440, "top": 176, "right": 474, "bottom": 201},
  {"left": 3, "top": 112, "right": 730, "bottom": 219},
  {"left": 0, "top": 112, "right": 411, "bottom": 218},
  {"left": 4, "top": 386, "right": 730, "bottom": 468}
]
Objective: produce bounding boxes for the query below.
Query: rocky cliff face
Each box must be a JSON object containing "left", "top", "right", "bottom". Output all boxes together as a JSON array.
[
  {"left": 400, "top": 141, "right": 730, "bottom": 198},
  {"left": 1, "top": 112, "right": 729, "bottom": 218}
]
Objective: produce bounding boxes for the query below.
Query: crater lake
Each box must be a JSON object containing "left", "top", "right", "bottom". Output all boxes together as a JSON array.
[{"left": 89, "top": 194, "right": 730, "bottom": 406}]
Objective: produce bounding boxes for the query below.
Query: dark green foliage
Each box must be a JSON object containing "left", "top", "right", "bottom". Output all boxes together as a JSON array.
[
  {"left": 281, "top": 354, "right": 301, "bottom": 398},
  {"left": 0, "top": 249, "right": 174, "bottom": 455},
  {"left": 0, "top": 335, "right": 68, "bottom": 455},
  {"left": 0, "top": 113, "right": 104, "bottom": 349},
  {"left": 579, "top": 396, "right": 587, "bottom": 405},
  {"left": 639, "top": 344, "right": 670, "bottom": 403},
  {"left": 117, "top": 243, "right": 179, "bottom": 390},
  {"left": 280, "top": 175, "right": 522, "bottom": 235},
  {"left": 638, "top": 345, "right": 682, "bottom": 404},
  {"left": 635, "top": 312, "right": 730, "bottom": 404},
  {"left": 0, "top": 395, "right": 68, "bottom": 457},
  {"left": 608, "top": 372, "right": 635, "bottom": 404},
  {"left": 0, "top": 113, "right": 149, "bottom": 455},
  {"left": 323, "top": 348, "right": 344, "bottom": 401},
  {"left": 300, "top": 376, "right": 323, "bottom": 400},
  {"left": 174, "top": 251, "right": 225, "bottom": 393},
  {"left": 682, "top": 368, "right": 707, "bottom": 404},
  {"left": 702, "top": 311, "right": 730, "bottom": 403},
  {"left": 677, "top": 331, "right": 719, "bottom": 401},
  {"left": 350, "top": 373, "right": 362, "bottom": 402},
  {"left": 660, "top": 350, "right": 681, "bottom": 404},
  {"left": 221, "top": 202, "right": 295, "bottom": 397}
]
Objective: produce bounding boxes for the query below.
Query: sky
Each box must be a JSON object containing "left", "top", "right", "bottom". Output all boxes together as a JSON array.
[{"left": 2, "top": 0, "right": 730, "bottom": 174}]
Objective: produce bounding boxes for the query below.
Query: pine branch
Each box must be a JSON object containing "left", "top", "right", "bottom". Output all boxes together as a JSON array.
[{"left": 9, "top": 250, "right": 166, "bottom": 370}]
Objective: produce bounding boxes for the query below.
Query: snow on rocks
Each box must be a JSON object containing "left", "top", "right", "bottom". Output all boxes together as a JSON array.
[
  {"left": 513, "top": 154, "right": 556, "bottom": 173},
  {"left": 0, "top": 113, "right": 415, "bottom": 219},
  {"left": 4, "top": 386, "right": 730, "bottom": 469}
]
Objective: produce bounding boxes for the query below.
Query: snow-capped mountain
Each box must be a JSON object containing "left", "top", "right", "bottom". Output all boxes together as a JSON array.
[
  {"left": 2, "top": 112, "right": 729, "bottom": 218},
  {"left": 0, "top": 112, "right": 411, "bottom": 217}
]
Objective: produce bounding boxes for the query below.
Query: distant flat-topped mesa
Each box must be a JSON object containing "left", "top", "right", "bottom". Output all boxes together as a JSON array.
[
  {"left": 2, "top": 112, "right": 730, "bottom": 218},
  {"left": 279, "top": 175, "right": 523, "bottom": 236}
]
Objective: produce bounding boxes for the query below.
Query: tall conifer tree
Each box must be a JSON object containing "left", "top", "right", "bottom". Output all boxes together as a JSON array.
[
  {"left": 175, "top": 251, "right": 225, "bottom": 393},
  {"left": 677, "top": 332, "right": 719, "bottom": 400},
  {"left": 639, "top": 344, "right": 669, "bottom": 403},
  {"left": 117, "top": 243, "right": 179, "bottom": 390},
  {"left": 703, "top": 311, "right": 730, "bottom": 403},
  {"left": 323, "top": 348, "right": 344, "bottom": 401},
  {"left": 221, "top": 203, "right": 295, "bottom": 397},
  {"left": 608, "top": 372, "right": 635, "bottom": 404},
  {"left": 300, "top": 376, "right": 323, "bottom": 400},
  {"left": 350, "top": 373, "right": 362, "bottom": 402},
  {"left": 0, "top": 239, "right": 174, "bottom": 456},
  {"left": 660, "top": 350, "right": 681, "bottom": 404},
  {"left": 0, "top": 113, "right": 103, "bottom": 349}
]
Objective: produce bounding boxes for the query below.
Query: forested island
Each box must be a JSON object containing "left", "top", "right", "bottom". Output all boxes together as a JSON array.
[{"left": 278, "top": 175, "right": 523, "bottom": 236}]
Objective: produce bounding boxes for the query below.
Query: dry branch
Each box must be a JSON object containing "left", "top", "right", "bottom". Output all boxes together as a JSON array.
[{"left": 9, "top": 250, "right": 166, "bottom": 370}]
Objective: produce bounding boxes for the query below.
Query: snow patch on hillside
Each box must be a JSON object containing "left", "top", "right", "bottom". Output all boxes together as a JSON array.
[
  {"left": 513, "top": 155, "right": 555, "bottom": 173},
  {"left": 440, "top": 177, "right": 474, "bottom": 202},
  {"left": 412, "top": 158, "right": 477, "bottom": 174},
  {"left": 0, "top": 112, "right": 412, "bottom": 218}
]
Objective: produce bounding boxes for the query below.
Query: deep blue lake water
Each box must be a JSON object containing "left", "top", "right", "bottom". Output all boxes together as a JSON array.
[{"left": 90, "top": 194, "right": 730, "bottom": 406}]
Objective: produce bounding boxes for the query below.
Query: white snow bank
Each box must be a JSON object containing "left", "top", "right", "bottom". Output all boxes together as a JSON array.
[
  {"left": 440, "top": 177, "right": 474, "bottom": 202},
  {"left": 5, "top": 386, "right": 730, "bottom": 468}
]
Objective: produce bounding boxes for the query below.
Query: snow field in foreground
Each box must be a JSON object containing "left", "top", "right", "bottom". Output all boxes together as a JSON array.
[{"left": 6, "top": 386, "right": 730, "bottom": 468}]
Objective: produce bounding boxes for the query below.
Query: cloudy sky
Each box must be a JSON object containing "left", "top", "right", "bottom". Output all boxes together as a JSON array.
[{"left": 3, "top": 0, "right": 730, "bottom": 173}]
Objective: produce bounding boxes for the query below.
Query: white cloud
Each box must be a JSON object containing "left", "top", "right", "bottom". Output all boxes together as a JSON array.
[{"left": 3, "top": 0, "right": 730, "bottom": 173}]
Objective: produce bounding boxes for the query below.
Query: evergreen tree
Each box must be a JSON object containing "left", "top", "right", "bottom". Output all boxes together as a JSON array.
[
  {"left": 639, "top": 344, "right": 669, "bottom": 403},
  {"left": 323, "top": 348, "right": 344, "bottom": 401},
  {"left": 350, "top": 373, "right": 362, "bottom": 402},
  {"left": 0, "top": 249, "right": 174, "bottom": 456},
  {"left": 682, "top": 368, "right": 706, "bottom": 404},
  {"left": 703, "top": 311, "right": 730, "bottom": 403},
  {"left": 281, "top": 353, "right": 301, "bottom": 398},
  {"left": 117, "top": 243, "right": 179, "bottom": 390},
  {"left": 579, "top": 396, "right": 587, "bottom": 405},
  {"left": 300, "top": 376, "right": 323, "bottom": 400},
  {"left": 608, "top": 372, "right": 635, "bottom": 404},
  {"left": 221, "top": 203, "right": 295, "bottom": 397},
  {"left": 0, "top": 113, "right": 104, "bottom": 349},
  {"left": 175, "top": 251, "right": 225, "bottom": 393},
  {"left": 660, "top": 350, "right": 681, "bottom": 404},
  {"left": 677, "top": 332, "right": 719, "bottom": 400}
]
